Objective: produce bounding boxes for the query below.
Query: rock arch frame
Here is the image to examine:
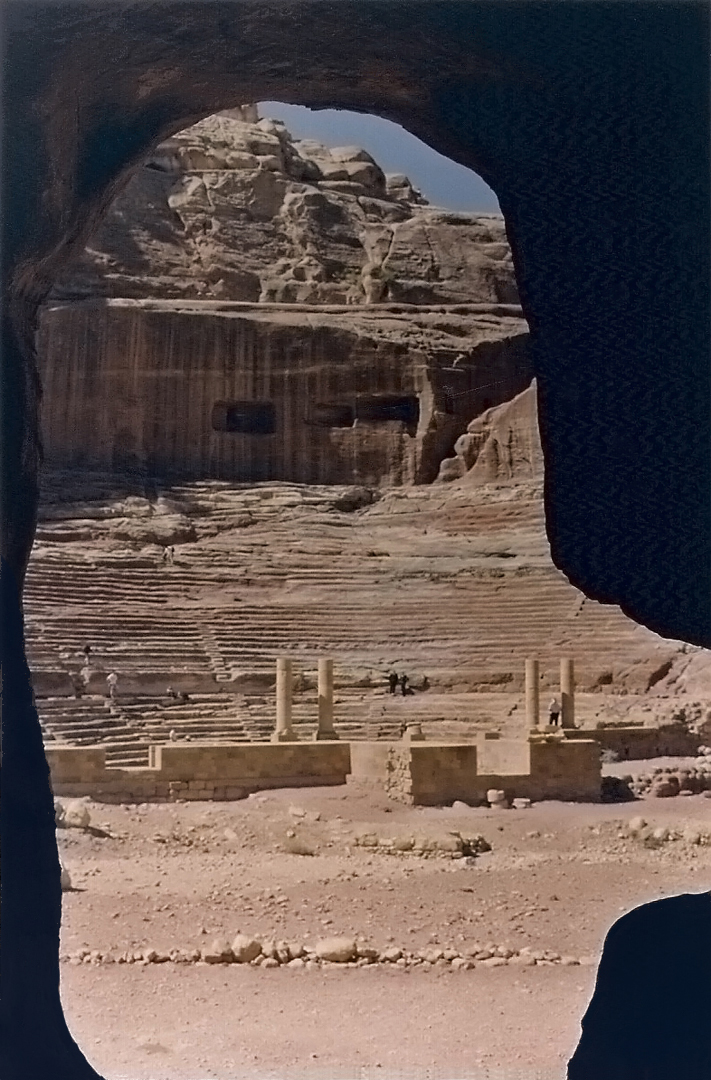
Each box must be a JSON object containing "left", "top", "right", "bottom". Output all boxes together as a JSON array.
[{"left": 0, "top": 3, "right": 709, "bottom": 1076}]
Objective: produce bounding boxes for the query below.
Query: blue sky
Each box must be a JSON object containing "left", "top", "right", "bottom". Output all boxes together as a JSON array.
[{"left": 259, "top": 102, "right": 500, "bottom": 214}]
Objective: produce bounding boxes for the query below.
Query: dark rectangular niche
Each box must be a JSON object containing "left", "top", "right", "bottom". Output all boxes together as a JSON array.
[
  {"left": 308, "top": 403, "right": 356, "bottom": 427},
  {"left": 212, "top": 401, "right": 276, "bottom": 434},
  {"left": 355, "top": 395, "right": 419, "bottom": 433}
]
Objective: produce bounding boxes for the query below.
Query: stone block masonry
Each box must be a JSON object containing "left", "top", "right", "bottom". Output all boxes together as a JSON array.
[
  {"left": 46, "top": 735, "right": 601, "bottom": 804},
  {"left": 46, "top": 742, "right": 350, "bottom": 802},
  {"left": 352, "top": 736, "right": 601, "bottom": 805}
]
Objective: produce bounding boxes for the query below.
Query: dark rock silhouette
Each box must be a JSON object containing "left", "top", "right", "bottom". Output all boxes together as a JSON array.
[
  {"left": 568, "top": 892, "right": 711, "bottom": 1080},
  {"left": 0, "top": 3, "right": 709, "bottom": 1077}
]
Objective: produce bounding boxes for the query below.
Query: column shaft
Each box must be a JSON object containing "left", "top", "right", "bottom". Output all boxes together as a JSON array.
[
  {"left": 525, "top": 658, "right": 540, "bottom": 729},
  {"left": 560, "top": 657, "right": 575, "bottom": 728},
  {"left": 272, "top": 657, "right": 297, "bottom": 741},
  {"left": 315, "top": 658, "right": 337, "bottom": 740}
]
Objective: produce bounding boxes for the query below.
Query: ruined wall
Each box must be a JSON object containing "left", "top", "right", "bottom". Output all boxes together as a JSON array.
[
  {"left": 46, "top": 741, "right": 350, "bottom": 802},
  {"left": 46, "top": 736, "right": 599, "bottom": 804},
  {"left": 351, "top": 737, "right": 601, "bottom": 805},
  {"left": 564, "top": 724, "right": 701, "bottom": 760},
  {"left": 38, "top": 301, "right": 531, "bottom": 486}
]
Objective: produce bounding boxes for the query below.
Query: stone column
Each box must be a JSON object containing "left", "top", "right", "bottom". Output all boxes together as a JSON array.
[
  {"left": 525, "top": 658, "right": 540, "bottom": 729},
  {"left": 272, "top": 658, "right": 297, "bottom": 742},
  {"left": 314, "top": 658, "right": 338, "bottom": 740},
  {"left": 560, "top": 657, "right": 575, "bottom": 728}
]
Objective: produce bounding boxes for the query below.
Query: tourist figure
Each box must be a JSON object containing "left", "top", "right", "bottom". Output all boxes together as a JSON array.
[
  {"left": 421, "top": 675, "right": 430, "bottom": 692},
  {"left": 166, "top": 685, "right": 177, "bottom": 699},
  {"left": 161, "top": 547, "right": 169, "bottom": 565},
  {"left": 388, "top": 671, "right": 399, "bottom": 695},
  {"left": 169, "top": 729, "right": 177, "bottom": 742},
  {"left": 399, "top": 673, "right": 409, "bottom": 696},
  {"left": 178, "top": 690, "right": 190, "bottom": 704},
  {"left": 80, "top": 663, "right": 93, "bottom": 691},
  {"left": 82, "top": 644, "right": 92, "bottom": 661},
  {"left": 548, "top": 697, "right": 561, "bottom": 726},
  {"left": 106, "top": 671, "right": 119, "bottom": 700},
  {"left": 167, "top": 545, "right": 175, "bottom": 565},
  {"left": 399, "top": 721, "right": 408, "bottom": 738}
]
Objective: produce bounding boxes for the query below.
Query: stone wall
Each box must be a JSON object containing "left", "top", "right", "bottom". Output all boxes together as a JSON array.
[
  {"left": 351, "top": 736, "right": 601, "bottom": 805},
  {"left": 37, "top": 301, "right": 530, "bottom": 486},
  {"left": 564, "top": 724, "right": 700, "bottom": 760},
  {"left": 46, "top": 741, "right": 350, "bottom": 802},
  {"left": 47, "top": 735, "right": 600, "bottom": 804}
]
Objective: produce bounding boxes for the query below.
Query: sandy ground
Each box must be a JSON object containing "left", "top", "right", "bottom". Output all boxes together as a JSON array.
[{"left": 58, "top": 783, "right": 711, "bottom": 1080}]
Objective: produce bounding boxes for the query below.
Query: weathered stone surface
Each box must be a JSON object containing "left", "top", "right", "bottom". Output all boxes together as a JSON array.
[
  {"left": 231, "top": 934, "right": 262, "bottom": 964},
  {"left": 51, "top": 112, "right": 517, "bottom": 310},
  {"left": 439, "top": 382, "right": 544, "bottom": 486},
  {"left": 202, "top": 939, "right": 233, "bottom": 964},
  {"left": 63, "top": 800, "right": 91, "bottom": 829},
  {"left": 314, "top": 937, "right": 357, "bottom": 963}
]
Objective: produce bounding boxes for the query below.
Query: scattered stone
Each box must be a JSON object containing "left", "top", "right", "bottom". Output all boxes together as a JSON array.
[
  {"left": 202, "top": 939, "right": 233, "bottom": 964},
  {"left": 314, "top": 937, "right": 357, "bottom": 963},
  {"left": 487, "top": 789, "right": 508, "bottom": 809},
  {"left": 231, "top": 935, "right": 262, "bottom": 964},
  {"left": 509, "top": 953, "right": 536, "bottom": 967},
  {"left": 262, "top": 957, "right": 279, "bottom": 968},
  {"left": 63, "top": 800, "right": 91, "bottom": 829},
  {"left": 418, "top": 947, "right": 444, "bottom": 963},
  {"left": 287, "top": 958, "right": 305, "bottom": 969},
  {"left": 512, "top": 797, "right": 531, "bottom": 810}
]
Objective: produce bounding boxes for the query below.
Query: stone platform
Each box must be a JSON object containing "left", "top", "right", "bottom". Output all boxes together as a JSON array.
[{"left": 46, "top": 733, "right": 601, "bottom": 805}]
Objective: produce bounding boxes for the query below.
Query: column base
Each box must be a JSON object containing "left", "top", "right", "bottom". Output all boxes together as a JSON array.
[
  {"left": 313, "top": 730, "right": 339, "bottom": 741},
  {"left": 271, "top": 730, "right": 298, "bottom": 743}
]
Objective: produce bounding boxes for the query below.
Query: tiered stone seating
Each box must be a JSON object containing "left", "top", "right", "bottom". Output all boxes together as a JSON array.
[{"left": 27, "top": 474, "right": 681, "bottom": 764}]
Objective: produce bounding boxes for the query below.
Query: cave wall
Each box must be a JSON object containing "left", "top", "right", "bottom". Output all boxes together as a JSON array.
[{"left": 1, "top": 3, "right": 709, "bottom": 1078}]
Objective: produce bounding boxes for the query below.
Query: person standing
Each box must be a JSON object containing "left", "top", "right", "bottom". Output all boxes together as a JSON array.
[
  {"left": 399, "top": 673, "right": 409, "bottom": 696},
  {"left": 388, "top": 672, "right": 399, "bottom": 694},
  {"left": 106, "top": 671, "right": 119, "bottom": 700},
  {"left": 548, "top": 697, "right": 561, "bottom": 726}
]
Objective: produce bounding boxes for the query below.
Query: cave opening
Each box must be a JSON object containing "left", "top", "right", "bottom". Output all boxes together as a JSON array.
[{"left": 5, "top": 8, "right": 707, "bottom": 1077}]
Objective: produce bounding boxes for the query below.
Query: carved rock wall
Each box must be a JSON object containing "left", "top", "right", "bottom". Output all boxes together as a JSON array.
[{"left": 38, "top": 300, "right": 532, "bottom": 485}]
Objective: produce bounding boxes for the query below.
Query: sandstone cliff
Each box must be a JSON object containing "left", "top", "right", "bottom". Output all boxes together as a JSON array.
[
  {"left": 51, "top": 111, "right": 519, "bottom": 307},
  {"left": 436, "top": 382, "right": 542, "bottom": 484}
]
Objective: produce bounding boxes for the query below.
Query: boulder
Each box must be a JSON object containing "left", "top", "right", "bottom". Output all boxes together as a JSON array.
[
  {"left": 314, "top": 937, "right": 357, "bottom": 963},
  {"left": 63, "top": 801, "right": 91, "bottom": 829},
  {"left": 231, "top": 935, "right": 262, "bottom": 964},
  {"left": 202, "top": 939, "right": 233, "bottom": 964}
]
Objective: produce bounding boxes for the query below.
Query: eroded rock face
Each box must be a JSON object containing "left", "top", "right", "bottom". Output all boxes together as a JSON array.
[
  {"left": 436, "top": 382, "right": 542, "bottom": 485},
  {"left": 51, "top": 111, "right": 518, "bottom": 308}
]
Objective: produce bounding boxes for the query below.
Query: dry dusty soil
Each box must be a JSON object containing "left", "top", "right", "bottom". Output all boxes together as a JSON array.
[{"left": 58, "top": 782, "right": 711, "bottom": 1080}]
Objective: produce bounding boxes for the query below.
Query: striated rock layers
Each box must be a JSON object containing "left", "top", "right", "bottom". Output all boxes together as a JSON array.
[
  {"left": 38, "top": 300, "right": 531, "bottom": 486},
  {"left": 39, "top": 109, "right": 531, "bottom": 486},
  {"left": 50, "top": 111, "right": 519, "bottom": 307}
]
